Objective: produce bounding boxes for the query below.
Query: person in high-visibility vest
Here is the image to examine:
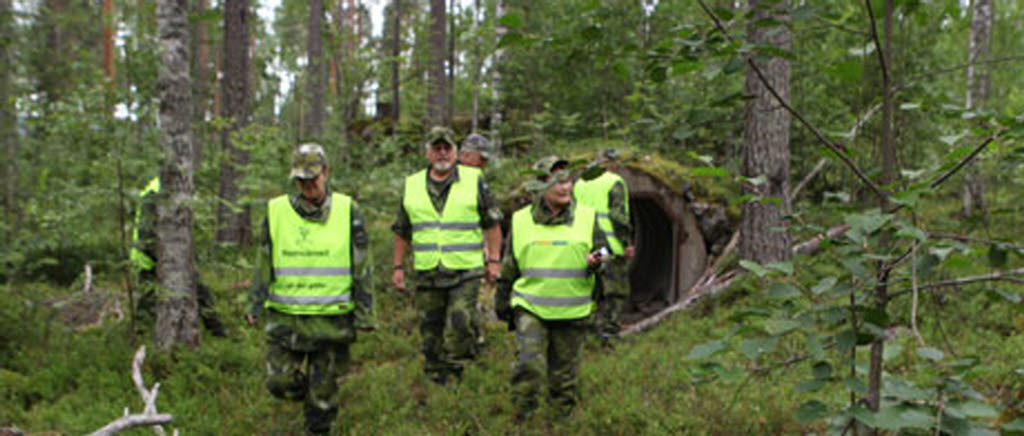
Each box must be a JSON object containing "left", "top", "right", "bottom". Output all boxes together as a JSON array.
[
  {"left": 131, "top": 176, "right": 226, "bottom": 337},
  {"left": 572, "top": 149, "right": 634, "bottom": 344},
  {"left": 245, "top": 143, "right": 375, "bottom": 436},
  {"left": 458, "top": 132, "right": 499, "bottom": 350},
  {"left": 391, "top": 126, "right": 503, "bottom": 385},
  {"left": 495, "top": 156, "right": 610, "bottom": 421}
]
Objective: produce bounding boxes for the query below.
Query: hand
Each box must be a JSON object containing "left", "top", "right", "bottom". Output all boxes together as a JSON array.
[
  {"left": 244, "top": 313, "right": 258, "bottom": 328},
  {"left": 392, "top": 268, "right": 407, "bottom": 293},
  {"left": 485, "top": 262, "right": 500, "bottom": 284},
  {"left": 586, "top": 252, "right": 601, "bottom": 268},
  {"left": 625, "top": 246, "right": 636, "bottom": 261}
]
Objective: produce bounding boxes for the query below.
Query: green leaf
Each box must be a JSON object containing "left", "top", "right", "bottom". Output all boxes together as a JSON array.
[
  {"left": 498, "top": 12, "right": 524, "bottom": 29},
  {"left": 987, "top": 244, "right": 1008, "bottom": 268},
  {"left": 930, "top": 246, "right": 955, "bottom": 260},
  {"left": 805, "top": 332, "right": 825, "bottom": 360},
  {"left": 740, "top": 336, "right": 778, "bottom": 359},
  {"left": 883, "top": 379, "right": 932, "bottom": 401},
  {"left": 687, "top": 339, "right": 727, "bottom": 360},
  {"left": 899, "top": 102, "right": 921, "bottom": 110},
  {"left": 940, "top": 133, "right": 965, "bottom": 146},
  {"left": 795, "top": 378, "right": 826, "bottom": 393},
  {"left": 883, "top": 343, "right": 903, "bottom": 361},
  {"left": 845, "top": 210, "right": 892, "bottom": 234},
  {"left": 691, "top": 166, "right": 729, "bottom": 178},
  {"left": 769, "top": 282, "right": 801, "bottom": 300},
  {"left": 764, "top": 261, "right": 794, "bottom": 275},
  {"left": 672, "top": 127, "right": 694, "bottom": 141},
  {"left": 1003, "top": 418, "right": 1024, "bottom": 432},
  {"left": 764, "top": 318, "right": 800, "bottom": 335},
  {"left": 842, "top": 376, "right": 868, "bottom": 394},
  {"left": 836, "top": 329, "right": 857, "bottom": 352},
  {"left": 740, "top": 260, "right": 769, "bottom": 277},
  {"left": 916, "top": 346, "right": 945, "bottom": 361},
  {"left": 795, "top": 400, "right": 828, "bottom": 424},
  {"left": 497, "top": 32, "right": 525, "bottom": 49},
  {"left": 812, "top": 277, "right": 837, "bottom": 295},
  {"left": 958, "top": 401, "right": 998, "bottom": 418},
  {"left": 741, "top": 174, "right": 767, "bottom": 186},
  {"left": 812, "top": 361, "right": 832, "bottom": 379}
]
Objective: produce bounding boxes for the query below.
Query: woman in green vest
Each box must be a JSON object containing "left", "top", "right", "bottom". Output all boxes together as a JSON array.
[{"left": 495, "top": 156, "right": 610, "bottom": 421}]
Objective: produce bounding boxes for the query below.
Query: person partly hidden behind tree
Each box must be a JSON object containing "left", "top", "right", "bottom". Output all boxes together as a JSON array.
[
  {"left": 573, "top": 149, "right": 634, "bottom": 346},
  {"left": 244, "top": 143, "right": 375, "bottom": 436},
  {"left": 131, "top": 177, "right": 227, "bottom": 337},
  {"left": 392, "top": 126, "right": 504, "bottom": 385},
  {"left": 495, "top": 156, "right": 610, "bottom": 421},
  {"left": 458, "top": 132, "right": 499, "bottom": 350}
]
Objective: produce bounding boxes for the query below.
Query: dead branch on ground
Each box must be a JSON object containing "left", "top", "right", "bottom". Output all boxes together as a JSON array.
[{"left": 88, "top": 346, "right": 177, "bottom": 436}]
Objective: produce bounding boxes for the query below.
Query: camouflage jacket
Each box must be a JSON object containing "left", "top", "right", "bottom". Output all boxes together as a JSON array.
[
  {"left": 391, "top": 165, "right": 503, "bottom": 288},
  {"left": 607, "top": 181, "right": 634, "bottom": 246},
  {"left": 495, "top": 197, "right": 608, "bottom": 316},
  {"left": 248, "top": 189, "right": 375, "bottom": 345}
]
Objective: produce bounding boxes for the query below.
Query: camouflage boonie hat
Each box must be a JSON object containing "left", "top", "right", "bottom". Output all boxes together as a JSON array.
[
  {"left": 290, "top": 143, "right": 328, "bottom": 180},
  {"left": 461, "top": 133, "right": 496, "bottom": 160},
  {"left": 425, "top": 126, "right": 457, "bottom": 148}
]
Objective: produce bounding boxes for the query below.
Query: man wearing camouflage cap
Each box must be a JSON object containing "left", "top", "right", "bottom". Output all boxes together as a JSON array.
[
  {"left": 495, "top": 156, "right": 609, "bottom": 420},
  {"left": 392, "top": 126, "right": 503, "bottom": 385},
  {"left": 245, "top": 143, "right": 375, "bottom": 435},
  {"left": 458, "top": 133, "right": 497, "bottom": 169},
  {"left": 573, "top": 148, "right": 634, "bottom": 345}
]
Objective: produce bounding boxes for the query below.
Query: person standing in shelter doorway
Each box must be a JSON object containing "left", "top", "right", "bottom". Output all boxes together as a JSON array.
[
  {"left": 573, "top": 149, "right": 634, "bottom": 345},
  {"left": 245, "top": 143, "right": 375, "bottom": 435},
  {"left": 392, "top": 126, "right": 503, "bottom": 385},
  {"left": 131, "top": 176, "right": 227, "bottom": 337},
  {"left": 495, "top": 156, "right": 609, "bottom": 421}
]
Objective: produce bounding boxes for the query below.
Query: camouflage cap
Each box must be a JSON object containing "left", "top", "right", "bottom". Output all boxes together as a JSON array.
[
  {"left": 525, "top": 155, "right": 571, "bottom": 194},
  {"left": 461, "top": 133, "right": 496, "bottom": 160},
  {"left": 531, "top": 155, "right": 569, "bottom": 176},
  {"left": 290, "top": 143, "right": 328, "bottom": 180},
  {"left": 424, "top": 126, "right": 457, "bottom": 148}
]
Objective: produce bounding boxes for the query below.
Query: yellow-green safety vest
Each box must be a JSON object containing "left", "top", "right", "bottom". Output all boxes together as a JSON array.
[
  {"left": 130, "top": 177, "right": 161, "bottom": 271},
  {"left": 266, "top": 193, "right": 354, "bottom": 315},
  {"left": 403, "top": 165, "right": 484, "bottom": 271},
  {"left": 573, "top": 171, "right": 629, "bottom": 255},
  {"left": 510, "top": 203, "right": 597, "bottom": 321}
]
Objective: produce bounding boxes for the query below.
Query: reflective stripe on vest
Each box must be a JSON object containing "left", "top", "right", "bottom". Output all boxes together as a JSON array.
[
  {"left": 510, "top": 203, "right": 596, "bottom": 320},
  {"left": 266, "top": 193, "right": 354, "bottom": 315},
  {"left": 130, "top": 177, "right": 161, "bottom": 271},
  {"left": 403, "top": 165, "right": 484, "bottom": 270},
  {"left": 573, "top": 171, "right": 628, "bottom": 255}
]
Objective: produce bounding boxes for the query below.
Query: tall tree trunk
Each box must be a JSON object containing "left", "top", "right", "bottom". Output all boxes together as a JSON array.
[
  {"left": 868, "top": 0, "right": 897, "bottom": 418},
  {"left": 191, "top": 0, "right": 209, "bottom": 165},
  {"left": 43, "top": 0, "right": 69, "bottom": 104},
  {"left": 155, "top": 0, "right": 199, "bottom": 351},
  {"left": 215, "top": 0, "right": 251, "bottom": 245},
  {"left": 306, "top": 0, "right": 325, "bottom": 138},
  {"left": 427, "top": 0, "right": 447, "bottom": 126},
  {"left": 391, "top": 0, "right": 401, "bottom": 126},
  {"left": 963, "top": 0, "right": 992, "bottom": 218},
  {"left": 491, "top": 0, "right": 505, "bottom": 147},
  {"left": 739, "top": 0, "right": 791, "bottom": 263},
  {"left": 102, "top": 0, "right": 115, "bottom": 83},
  {"left": 447, "top": 0, "right": 455, "bottom": 125},
  {"left": 1, "top": 0, "right": 17, "bottom": 249},
  {"left": 470, "top": 0, "right": 480, "bottom": 132}
]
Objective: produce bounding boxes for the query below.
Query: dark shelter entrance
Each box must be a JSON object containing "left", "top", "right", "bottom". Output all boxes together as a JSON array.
[{"left": 614, "top": 167, "right": 708, "bottom": 323}]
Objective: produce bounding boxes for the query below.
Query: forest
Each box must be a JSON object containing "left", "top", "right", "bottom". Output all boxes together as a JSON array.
[{"left": 1, "top": 0, "right": 1023, "bottom": 434}]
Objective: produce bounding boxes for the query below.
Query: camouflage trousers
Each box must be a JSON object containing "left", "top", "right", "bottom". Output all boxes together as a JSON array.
[
  {"left": 416, "top": 279, "right": 480, "bottom": 383},
  {"left": 265, "top": 340, "right": 350, "bottom": 435},
  {"left": 511, "top": 309, "right": 588, "bottom": 419},
  {"left": 594, "top": 256, "right": 631, "bottom": 339}
]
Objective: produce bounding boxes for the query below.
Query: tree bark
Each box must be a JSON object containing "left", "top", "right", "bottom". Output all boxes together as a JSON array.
[
  {"left": 102, "top": 0, "right": 115, "bottom": 83},
  {"left": 447, "top": 0, "right": 455, "bottom": 125},
  {"left": 1, "top": 0, "right": 16, "bottom": 249},
  {"left": 155, "top": 0, "right": 199, "bottom": 351},
  {"left": 391, "top": 0, "right": 401, "bottom": 125},
  {"left": 739, "top": 0, "right": 791, "bottom": 264},
  {"left": 214, "top": 0, "right": 251, "bottom": 245},
  {"left": 962, "top": 0, "right": 992, "bottom": 218},
  {"left": 305, "top": 0, "right": 325, "bottom": 138},
  {"left": 191, "top": 0, "right": 209, "bottom": 165},
  {"left": 491, "top": 0, "right": 505, "bottom": 145},
  {"left": 427, "top": 0, "right": 447, "bottom": 126}
]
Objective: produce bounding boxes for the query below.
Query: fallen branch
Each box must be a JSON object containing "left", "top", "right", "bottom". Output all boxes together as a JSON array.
[
  {"left": 622, "top": 270, "right": 740, "bottom": 336},
  {"left": 927, "top": 232, "right": 1024, "bottom": 252},
  {"left": 89, "top": 346, "right": 177, "bottom": 436},
  {"left": 889, "top": 267, "right": 1024, "bottom": 300},
  {"left": 792, "top": 224, "right": 851, "bottom": 256}
]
